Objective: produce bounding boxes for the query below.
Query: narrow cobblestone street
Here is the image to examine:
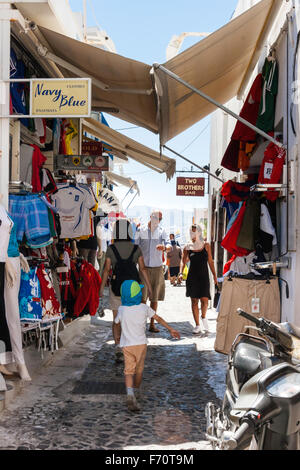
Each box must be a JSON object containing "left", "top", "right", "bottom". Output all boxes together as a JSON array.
[{"left": 0, "top": 282, "right": 227, "bottom": 451}]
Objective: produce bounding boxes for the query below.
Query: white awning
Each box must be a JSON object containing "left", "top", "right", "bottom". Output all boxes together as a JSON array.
[
  {"left": 82, "top": 117, "right": 176, "bottom": 180},
  {"left": 14, "top": 0, "right": 281, "bottom": 148},
  {"left": 105, "top": 171, "right": 140, "bottom": 195},
  {"left": 154, "top": 0, "right": 282, "bottom": 145},
  {"left": 35, "top": 25, "right": 158, "bottom": 133}
]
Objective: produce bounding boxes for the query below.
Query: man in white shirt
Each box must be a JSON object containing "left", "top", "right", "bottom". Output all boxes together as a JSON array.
[{"left": 135, "top": 210, "right": 171, "bottom": 333}]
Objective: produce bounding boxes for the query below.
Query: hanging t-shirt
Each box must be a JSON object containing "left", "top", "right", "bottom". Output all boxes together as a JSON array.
[
  {"left": 256, "top": 58, "right": 278, "bottom": 134},
  {"left": 258, "top": 142, "right": 286, "bottom": 201},
  {"left": 51, "top": 183, "right": 96, "bottom": 239},
  {"left": 20, "top": 144, "right": 34, "bottom": 186},
  {"left": 0, "top": 205, "right": 13, "bottom": 262}
]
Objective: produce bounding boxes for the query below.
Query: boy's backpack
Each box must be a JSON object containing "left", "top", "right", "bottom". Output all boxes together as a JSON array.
[{"left": 110, "top": 244, "right": 141, "bottom": 296}]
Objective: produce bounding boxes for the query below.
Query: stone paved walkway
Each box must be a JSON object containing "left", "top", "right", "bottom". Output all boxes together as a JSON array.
[{"left": 0, "top": 282, "right": 227, "bottom": 450}]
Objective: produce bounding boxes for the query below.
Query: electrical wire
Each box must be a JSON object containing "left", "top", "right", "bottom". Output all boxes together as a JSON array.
[{"left": 180, "top": 122, "right": 210, "bottom": 153}]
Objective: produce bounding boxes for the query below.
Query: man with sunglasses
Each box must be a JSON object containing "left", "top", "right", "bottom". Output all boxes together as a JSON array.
[{"left": 135, "top": 210, "right": 171, "bottom": 332}]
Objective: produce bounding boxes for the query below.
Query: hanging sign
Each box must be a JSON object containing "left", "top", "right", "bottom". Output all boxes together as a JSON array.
[
  {"left": 176, "top": 177, "right": 205, "bottom": 196},
  {"left": 98, "top": 188, "right": 121, "bottom": 213},
  {"left": 31, "top": 78, "right": 91, "bottom": 117},
  {"left": 82, "top": 141, "right": 103, "bottom": 156},
  {"left": 55, "top": 153, "right": 109, "bottom": 172}
]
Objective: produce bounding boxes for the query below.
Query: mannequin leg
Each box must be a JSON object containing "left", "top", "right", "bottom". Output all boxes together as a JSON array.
[
  {"left": 0, "top": 262, "right": 13, "bottom": 367},
  {"left": 4, "top": 257, "right": 31, "bottom": 381}
]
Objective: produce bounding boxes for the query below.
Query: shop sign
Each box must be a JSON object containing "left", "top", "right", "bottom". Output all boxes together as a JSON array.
[
  {"left": 82, "top": 141, "right": 103, "bottom": 156},
  {"left": 31, "top": 78, "right": 91, "bottom": 117},
  {"left": 55, "top": 153, "right": 109, "bottom": 172},
  {"left": 176, "top": 177, "right": 205, "bottom": 196},
  {"left": 98, "top": 188, "right": 121, "bottom": 213}
]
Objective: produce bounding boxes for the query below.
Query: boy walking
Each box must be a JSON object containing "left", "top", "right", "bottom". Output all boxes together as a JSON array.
[{"left": 115, "top": 279, "right": 180, "bottom": 412}]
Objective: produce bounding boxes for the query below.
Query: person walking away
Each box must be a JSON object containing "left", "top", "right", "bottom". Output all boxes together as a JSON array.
[
  {"left": 167, "top": 234, "right": 182, "bottom": 286},
  {"left": 115, "top": 280, "right": 180, "bottom": 412},
  {"left": 99, "top": 219, "right": 152, "bottom": 362},
  {"left": 179, "top": 224, "right": 218, "bottom": 335},
  {"left": 135, "top": 210, "right": 171, "bottom": 333},
  {"left": 96, "top": 220, "right": 111, "bottom": 277}
]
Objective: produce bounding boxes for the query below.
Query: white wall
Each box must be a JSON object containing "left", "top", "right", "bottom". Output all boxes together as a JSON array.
[{"left": 209, "top": 0, "right": 300, "bottom": 324}]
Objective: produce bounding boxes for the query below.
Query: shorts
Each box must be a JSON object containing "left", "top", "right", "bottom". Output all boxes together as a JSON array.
[
  {"left": 19, "top": 267, "right": 43, "bottom": 322},
  {"left": 141, "top": 266, "right": 165, "bottom": 302},
  {"left": 9, "top": 194, "right": 51, "bottom": 248},
  {"left": 169, "top": 266, "right": 180, "bottom": 277},
  {"left": 109, "top": 286, "right": 122, "bottom": 311},
  {"left": 123, "top": 344, "right": 147, "bottom": 375}
]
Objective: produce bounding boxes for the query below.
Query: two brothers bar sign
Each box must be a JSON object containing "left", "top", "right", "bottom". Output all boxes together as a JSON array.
[
  {"left": 176, "top": 177, "right": 205, "bottom": 197},
  {"left": 31, "top": 78, "right": 91, "bottom": 117}
]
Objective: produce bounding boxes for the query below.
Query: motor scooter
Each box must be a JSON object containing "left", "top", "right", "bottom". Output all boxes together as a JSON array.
[{"left": 205, "top": 308, "right": 300, "bottom": 450}]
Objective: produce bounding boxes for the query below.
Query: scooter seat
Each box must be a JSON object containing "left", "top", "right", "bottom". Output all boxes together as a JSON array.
[
  {"left": 279, "top": 322, "right": 300, "bottom": 340},
  {"left": 233, "top": 340, "right": 271, "bottom": 376}
]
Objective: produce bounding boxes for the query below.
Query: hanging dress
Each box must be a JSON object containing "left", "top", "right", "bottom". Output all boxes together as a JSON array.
[{"left": 186, "top": 248, "right": 211, "bottom": 299}]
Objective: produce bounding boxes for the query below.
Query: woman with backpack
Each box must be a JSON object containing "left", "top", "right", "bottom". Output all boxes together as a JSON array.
[{"left": 99, "top": 219, "right": 152, "bottom": 362}]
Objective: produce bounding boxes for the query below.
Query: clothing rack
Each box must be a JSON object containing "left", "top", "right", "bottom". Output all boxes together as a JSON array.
[{"left": 9, "top": 180, "right": 33, "bottom": 191}]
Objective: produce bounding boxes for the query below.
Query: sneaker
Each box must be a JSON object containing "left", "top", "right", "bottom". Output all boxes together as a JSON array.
[
  {"left": 201, "top": 318, "right": 210, "bottom": 333},
  {"left": 193, "top": 325, "right": 203, "bottom": 335},
  {"left": 127, "top": 395, "right": 141, "bottom": 412}
]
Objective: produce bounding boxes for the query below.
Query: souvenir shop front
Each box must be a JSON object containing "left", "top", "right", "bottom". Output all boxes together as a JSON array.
[
  {"left": 210, "top": 11, "right": 299, "bottom": 354},
  {"left": 0, "top": 15, "right": 177, "bottom": 387},
  {"left": 0, "top": 40, "right": 110, "bottom": 386}
]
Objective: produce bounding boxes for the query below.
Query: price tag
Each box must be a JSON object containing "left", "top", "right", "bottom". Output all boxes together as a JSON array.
[{"left": 252, "top": 298, "right": 260, "bottom": 314}]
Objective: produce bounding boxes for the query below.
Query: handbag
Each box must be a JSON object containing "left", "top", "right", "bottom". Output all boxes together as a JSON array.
[
  {"left": 213, "top": 285, "right": 220, "bottom": 309},
  {"left": 182, "top": 265, "right": 189, "bottom": 280}
]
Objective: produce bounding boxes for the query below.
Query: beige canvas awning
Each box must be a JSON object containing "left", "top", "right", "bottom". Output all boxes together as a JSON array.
[
  {"left": 35, "top": 25, "right": 158, "bottom": 133},
  {"left": 154, "top": 0, "right": 282, "bottom": 145},
  {"left": 82, "top": 118, "right": 176, "bottom": 180},
  {"left": 24, "top": 0, "right": 281, "bottom": 150},
  {"left": 105, "top": 171, "right": 140, "bottom": 195}
]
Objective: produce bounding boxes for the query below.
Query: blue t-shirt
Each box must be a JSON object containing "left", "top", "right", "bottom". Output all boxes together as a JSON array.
[{"left": 7, "top": 222, "right": 19, "bottom": 258}]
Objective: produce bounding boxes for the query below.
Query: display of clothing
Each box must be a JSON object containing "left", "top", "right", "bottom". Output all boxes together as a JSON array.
[
  {"left": 221, "top": 202, "right": 251, "bottom": 257},
  {"left": 36, "top": 265, "right": 61, "bottom": 320},
  {"left": 256, "top": 57, "right": 278, "bottom": 134},
  {"left": 19, "top": 267, "right": 43, "bottom": 322},
  {"left": 51, "top": 183, "right": 96, "bottom": 239},
  {"left": 221, "top": 73, "right": 263, "bottom": 172},
  {"left": 72, "top": 260, "right": 102, "bottom": 317},
  {"left": 258, "top": 142, "right": 286, "bottom": 201},
  {"left": 9, "top": 194, "right": 52, "bottom": 248},
  {"left": 236, "top": 199, "right": 261, "bottom": 252},
  {"left": 215, "top": 277, "right": 280, "bottom": 355}
]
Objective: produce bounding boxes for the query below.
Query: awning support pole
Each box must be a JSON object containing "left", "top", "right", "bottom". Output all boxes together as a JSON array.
[
  {"left": 154, "top": 63, "right": 286, "bottom": 150},
  {"left": 121, "top": 183, "right": 136, "bottom": 203},
  {"left": 163, "top": 145, "right": 224, "bottom": 183},
  {"left": 125, "top": 191, "right": 139, "bottom": 212}
]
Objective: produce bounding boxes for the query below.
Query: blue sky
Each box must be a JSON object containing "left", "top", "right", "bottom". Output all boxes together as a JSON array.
[{"left": 69, "top": 0, "right": 238, "bottom": 212}]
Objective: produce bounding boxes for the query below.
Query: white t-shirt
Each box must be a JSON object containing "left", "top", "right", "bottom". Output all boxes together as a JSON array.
[
  {"left": 0, "top": 205, "right": 13, "bottom": 262},
  {"left": 51, "top": 183, "right": 96, "bottom": 239},
  {"left": 115, "top": 304, "right": 156, "bottom": 347}
]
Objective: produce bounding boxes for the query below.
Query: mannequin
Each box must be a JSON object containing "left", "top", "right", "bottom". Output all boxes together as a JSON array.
[
  {"left": 0, "top": 194, "right": 31, "bottom": 381},
  {"left": 0, "top": 195, "right": 14, "bottom": 377}
]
